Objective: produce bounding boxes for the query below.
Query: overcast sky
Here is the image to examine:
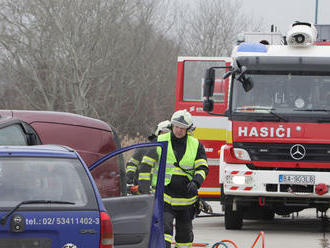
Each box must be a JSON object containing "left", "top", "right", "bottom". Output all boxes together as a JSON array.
[{"left": 241, "top": 0, "right": 330, "bottom": 34}]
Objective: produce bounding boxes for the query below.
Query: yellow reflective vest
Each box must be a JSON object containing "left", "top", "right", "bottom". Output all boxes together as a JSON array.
[{"left": 152, "top": 132, "right": 199, "bottom": 187}]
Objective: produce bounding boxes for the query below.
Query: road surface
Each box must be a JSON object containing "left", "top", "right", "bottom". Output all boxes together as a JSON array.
[{"left": 192, "top": 202, "right": 330, "bottom": 248}]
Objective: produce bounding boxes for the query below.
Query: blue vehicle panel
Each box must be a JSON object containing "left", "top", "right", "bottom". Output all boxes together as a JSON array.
[
  {"left": 0, "top": 142, "right": 167, "bottom": 248},
  {"left": 0, "top": 145, "right": 111, "bottom": 248},
  {"left": 0, "top": 211, "right": 100, "bottom": 247}
]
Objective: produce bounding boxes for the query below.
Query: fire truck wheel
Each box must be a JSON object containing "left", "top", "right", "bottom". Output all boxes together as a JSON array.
[
  {"left": 261, "top": 209, "right": 275, "bottom": 220},
  {"left": 224, "top": 206, "right": 243, "bottom": 230}
]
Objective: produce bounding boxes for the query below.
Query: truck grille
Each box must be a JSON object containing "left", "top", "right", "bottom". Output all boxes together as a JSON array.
[
  {"left": 0, "top": 238, "right": 51, "bottom": 248},
  {"left": 234, "top": 142, "right": 330, "bottom": 163}
]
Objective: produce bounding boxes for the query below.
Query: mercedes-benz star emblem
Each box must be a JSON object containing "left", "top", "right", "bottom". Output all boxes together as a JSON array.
[{"left": 290, "top": 144, "right": 306, "bottom": 160}]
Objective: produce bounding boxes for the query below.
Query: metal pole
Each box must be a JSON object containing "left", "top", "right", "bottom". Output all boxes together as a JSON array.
[{"left": 315, "top": 0, "right": 319, "bottom": 24}]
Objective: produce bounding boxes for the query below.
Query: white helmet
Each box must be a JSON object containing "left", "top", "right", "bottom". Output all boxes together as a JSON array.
[
  {"left": 171, "top": 109, "right": 193, "bottom": 129},
  {"left": 148, "top": 120, "right": 171, "bottom": 141},
  {"left": 154, "top": 120, "right": 171, "bottom": 136}
]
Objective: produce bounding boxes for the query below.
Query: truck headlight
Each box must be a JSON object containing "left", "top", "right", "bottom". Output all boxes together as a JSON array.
[{"left": 233, "top": 148, "right": 251, "bottom": 161}]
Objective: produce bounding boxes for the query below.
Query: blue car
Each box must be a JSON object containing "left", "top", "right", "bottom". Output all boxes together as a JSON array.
[{"left": 0, "top": 143, "right": 167, "bottom": 248}]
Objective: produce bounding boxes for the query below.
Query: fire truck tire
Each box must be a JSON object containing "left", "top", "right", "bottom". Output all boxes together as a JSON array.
[
  {"left": 261, "top": 209, "right": 275, "bottom": 220},
  {"left": 224, "top": 207, "right": 243, "bottom": 230}
]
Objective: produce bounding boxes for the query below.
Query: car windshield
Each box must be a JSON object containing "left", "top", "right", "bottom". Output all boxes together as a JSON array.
[
  {"left": 232, "top": 72, "right": 330, "bottom": 116},
  {"left": 0, "top": 157, "right": 92, "bottom": 207}
]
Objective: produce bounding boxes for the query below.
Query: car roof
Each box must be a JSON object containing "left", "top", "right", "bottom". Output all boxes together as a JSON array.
[
  {"left": 0, "top": 110, "right": 112, "bottom": 132},
  {"left": 0, "top": 145, "right": 77, "bottom": 158}
]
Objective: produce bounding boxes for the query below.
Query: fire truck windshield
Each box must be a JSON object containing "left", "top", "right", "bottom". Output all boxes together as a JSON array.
[{"left": 232, "top": 71, "right": 330, "bottom": 119}]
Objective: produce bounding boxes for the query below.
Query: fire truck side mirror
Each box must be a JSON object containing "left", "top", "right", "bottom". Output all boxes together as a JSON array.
[
  {"left": 236, "top": 66, "right": 254, "bottom": 92},
  {"left": 203, "top": 68, "right": 215, "bottom": 97},
  {"left": 203, "top": 98, "right": 214, "bottom": 112},
  {"left": 223, "top": 70, "right": 232, "bottom": 79},
  {"left": 203, "top": 68, "right": 215, "bottom": 112},
  {"left": 242, "top": 77, "right": 254, "bottom": 92}
]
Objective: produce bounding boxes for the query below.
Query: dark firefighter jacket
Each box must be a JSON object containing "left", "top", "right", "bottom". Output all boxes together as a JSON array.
[{"left": 125, "top": 137, "right": 157, "bottom": 184}]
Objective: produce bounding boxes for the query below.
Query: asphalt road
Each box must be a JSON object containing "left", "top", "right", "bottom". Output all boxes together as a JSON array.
[{"left": 192, "top": 202, "right": 330, "bottom": 248}]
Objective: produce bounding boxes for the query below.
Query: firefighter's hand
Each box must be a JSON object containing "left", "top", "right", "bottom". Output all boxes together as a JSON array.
[
  {"left": 187, "top": 181, "right": 198, "bottom": 195},
  {"left": 129, "top": 185, "right": 139, "bottom": 195},
  {"left": 138, "top": 184, "right": 151, "bottom": 195}
]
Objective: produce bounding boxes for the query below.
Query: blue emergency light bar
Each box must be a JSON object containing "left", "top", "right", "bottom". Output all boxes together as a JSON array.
[{"left": 237, "top": 43, "right": 268, "bottom": 53}]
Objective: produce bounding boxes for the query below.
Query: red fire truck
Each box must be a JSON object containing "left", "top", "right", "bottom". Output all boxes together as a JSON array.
[{"left": 176, "top": 22, "right": 330, "bottom": 229}]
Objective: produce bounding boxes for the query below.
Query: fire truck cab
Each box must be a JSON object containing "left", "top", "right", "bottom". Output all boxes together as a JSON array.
[{"left": 201, "top": 22, "right": 330, "bottom": 229}]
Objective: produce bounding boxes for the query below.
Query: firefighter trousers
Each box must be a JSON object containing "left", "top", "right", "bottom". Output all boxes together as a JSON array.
[{"left": 164, "top": 203, "right": 195, "bottom": 248}]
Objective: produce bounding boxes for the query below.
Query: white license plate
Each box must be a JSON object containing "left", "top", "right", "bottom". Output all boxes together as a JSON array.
[{"left": 279, "top": 175, "right": 315, "bottom": 184}]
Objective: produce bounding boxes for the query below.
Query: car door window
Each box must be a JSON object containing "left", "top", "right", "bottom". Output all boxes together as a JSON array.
[
  {"left": 0, "top": 124, "right": 27, "bottom": 145},
  {"left": 91, "top": 146, "right": 158, "bottom": 197}
]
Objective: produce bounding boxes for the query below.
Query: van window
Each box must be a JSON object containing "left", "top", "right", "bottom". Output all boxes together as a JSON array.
[{"left": 0, "top": 125, "right": 27, "bottom": 145}]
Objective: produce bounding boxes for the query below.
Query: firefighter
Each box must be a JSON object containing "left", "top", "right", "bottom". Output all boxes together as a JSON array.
[
  {"left": 140, "top": 109, "right": 209, "bottom": 248},
  {"left": 125, "top": 120, "right": 171, "bottom": 187}
]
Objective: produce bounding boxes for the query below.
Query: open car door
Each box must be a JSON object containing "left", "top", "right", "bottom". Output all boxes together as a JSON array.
[{"left": 89, "top": 142, "right": 168, "bottom": 248}]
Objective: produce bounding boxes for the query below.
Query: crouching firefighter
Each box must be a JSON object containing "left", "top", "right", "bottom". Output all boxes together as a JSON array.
[{"left": 139, "top": 109, "right": 209, "bottom": 248}]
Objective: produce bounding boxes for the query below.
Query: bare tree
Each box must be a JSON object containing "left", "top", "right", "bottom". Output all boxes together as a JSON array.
[
  {"left": 174, "top": 0, "right": 264, "bottom": 56},
  {"left": 0, "top": 0, "right": 263, "bottom": 139},
  {"left": 0, "top": 0, "right": 178, "bottom": 137}
]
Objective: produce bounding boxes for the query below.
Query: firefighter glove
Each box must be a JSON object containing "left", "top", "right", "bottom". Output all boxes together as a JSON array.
[{"left": 187, "top": 180, "right": 198, "bottom": 195}]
